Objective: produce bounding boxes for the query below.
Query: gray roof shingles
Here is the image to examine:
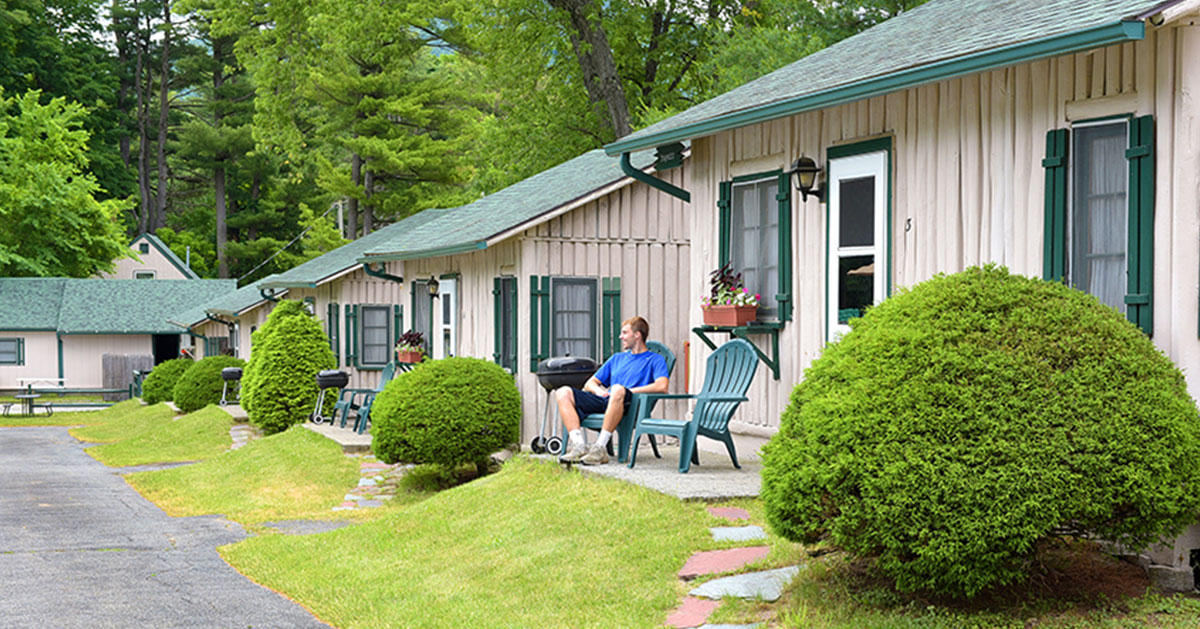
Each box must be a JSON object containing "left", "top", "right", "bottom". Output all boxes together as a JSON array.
[
  {"left": 0, "top": 278, "right": 236, "bottom": 334},
  {"left": 608, "top": 0, "right": 1166, "bottom": 152}
]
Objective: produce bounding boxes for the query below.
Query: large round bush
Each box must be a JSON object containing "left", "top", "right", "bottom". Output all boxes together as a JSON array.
[
  {"left": 242, "top": 312, "right": 335, "bottom": 434},
  {"left": 173, "top": 355, "right": 245, "bottom": 413},
  {"left": 371, "top": 357, "right": 521, "bottom": 470},
  {"left": 141, "top": 357, "right": 193, "bottom": 404},
  {"left": 761, "top": 265, "right": 1200, "bottom": 597},
  {"left": 241, "top": 299, "right": 310, "bottom": 415}
]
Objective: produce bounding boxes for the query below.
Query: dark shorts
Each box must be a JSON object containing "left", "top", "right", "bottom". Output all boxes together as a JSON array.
[{"left": 572, "top": 389, "right": 632, "bottom": 416}]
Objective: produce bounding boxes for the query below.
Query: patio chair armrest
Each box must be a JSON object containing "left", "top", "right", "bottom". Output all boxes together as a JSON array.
[
  {"left": 699, "top": 394, "right": 749, "bottom": 402},
  {"left": 635, "top": 393, "right": 697, "bottom": 402}
]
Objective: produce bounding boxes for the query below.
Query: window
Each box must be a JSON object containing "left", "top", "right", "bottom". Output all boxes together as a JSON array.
[
  {"left": 205, "top": 336, "right": 229, "bottom": 356},
  {"left": 327, "top": 303, "right": 340, "bottom": 366},
  {"left": 134, "top": 270, "right": 156, "bottom": 280},
  {"left": 139, "top": 242, "right": 150, "bottom": 254},
  {"left": 360, "top": 305, "right": 391, "bottom": 366},
  {"left": 719, "top": 171, "right": 792, "bottom": 321},
  {"left": 411, "top": 280, "right": 432, "bottom": 355},
  {"left": 1044, "top": 116, "right": 1154, "bottom": 334},
  {"left": 434, "top": 277, "right": 458, "bottom": 360},
  {"left": 494, "top": 277, "right": 518, "bottom": 372},
  {"left": 826, "top": 147, "right": 889, "bottom": 340},
  {"left": 551, "top": 278, "right": 598, "bottom": 359},
  {"left": 0, "top": 338, "right": 24, "bottom": 365}
]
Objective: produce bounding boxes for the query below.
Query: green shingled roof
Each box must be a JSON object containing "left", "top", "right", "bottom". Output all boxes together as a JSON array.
[
  {"left": 168, "top": 275, "right": 289, "bottom": 329},
  {"left": 359, "top": 148, "right": 656, "bottom": 261},
  {"left": 606, "top": 0, "right": 1164, "bottom": 154},
  {"left": 256, "top": 211, "right": 446, "bottom": 289},
  {"left": 0, "top": 278, "right": 236, "bottom": 334}
]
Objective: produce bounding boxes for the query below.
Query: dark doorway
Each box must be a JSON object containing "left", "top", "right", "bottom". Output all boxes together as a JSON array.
[{"left": 152, "top": 334, "right": 181, "bottom": 365}]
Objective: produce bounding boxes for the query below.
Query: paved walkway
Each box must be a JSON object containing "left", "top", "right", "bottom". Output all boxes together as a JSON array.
[{"left": 0, "top": 426, "right": 327, "bottom": 628}]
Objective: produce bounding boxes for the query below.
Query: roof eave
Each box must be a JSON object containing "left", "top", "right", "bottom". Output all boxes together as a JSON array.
[
  {"left": 604, "top": 19, "right": 1146, "bottom": 155},
  {"left": 358, "top": 240, "right": 488, "bottom": 263}
]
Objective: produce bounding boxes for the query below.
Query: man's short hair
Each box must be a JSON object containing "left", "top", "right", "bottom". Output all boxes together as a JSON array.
[{"left": 623, "top": 316, "right": 649, "bottom": 342}]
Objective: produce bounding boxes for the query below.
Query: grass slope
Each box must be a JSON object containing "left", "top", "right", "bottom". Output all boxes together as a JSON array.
[
  {"left": 0, "top": 399, "right": 143, "bottom": 427},
  {"left": 126, "top": 426, "right": 358, "bottom": 524},
  {"left": 219, "top": 456, "right": 712, "bottom": 628},
  {"left": 85, "top": 405, "right": 232, "bottom": 466},
  {"left": 69, "top": 402, "right": 177, "bottom": 442}
]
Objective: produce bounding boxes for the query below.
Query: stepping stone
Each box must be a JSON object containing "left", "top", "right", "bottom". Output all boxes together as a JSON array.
[
  {"left": 358, "top": 499, "right": 384, "bottom": 508},
  {"left": 707, "top": 507, "right": 751, "bottom": 522},
  {"left": 357, "top": 478, "right": 378, "bottom": 487},
  {"left": 689, "top": 566, "right": 801, "bottom": 602},
  {"left": 697, "top": 624, "right": 761, "bottom": 629},
  {"left": 343, "top": 494, "right": 359, "bottom": 502},
  {"left": 361, "top": 462, "right": 390, "bottom": 469},
  {"left": 665, "top": 597, "right": 719, "bottom": 628},
  {"left": 710, "top": 526, "right": 766, "bottom": 542},
  {"left": 678, "top": 546, "right": 770, "bottom": 580}
]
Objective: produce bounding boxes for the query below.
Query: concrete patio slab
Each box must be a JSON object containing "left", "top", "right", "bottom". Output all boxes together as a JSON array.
[
  {"left": 302, "top": 422, "right": 372, "bottom": 453},
  {"left": 534, "top": 444, "right": 760, "bottom": 500}
]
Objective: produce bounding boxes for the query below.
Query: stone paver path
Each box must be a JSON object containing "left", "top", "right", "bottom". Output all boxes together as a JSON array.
[
  {"left": 711, "top": 525, "right": 766, "bottom": 542},
  {"left": 689, "top": 566, "right": 802, "bottom": 602},
  {"left": 679, "top": 546, "right": 771, "bottom": 580},
  {"left": 229, "top": 423, "right": 259, "bottom": 450},
  {"left": 333, "top": 456, "right": 413, "bottom": 512}
]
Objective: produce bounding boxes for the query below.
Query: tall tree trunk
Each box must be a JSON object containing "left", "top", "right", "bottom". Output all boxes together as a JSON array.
[
  {"left": 134, "top": 17, "right": 151, "bottom": 234},
  {"left": 347, "top": 153, "right": 361, "bottom": 239},
  {"left": 213, "top": 37, "right": 228, "bottom": 278},
  {"left": 362, "top": 166, "right": 374, "bottom": 236},
  {"left": 546, "top": 0, "right": 632, "bottom": 138},
  {"left": 247, "top": 172, "right": 259, "bottom": 240},
  {"left": 214, "top": 167, "right": 228, "bottom": 277},
  {"left": 114, "top": 0, "right": 131, "bottom": 169},
  {"left": 153, "top": 0, "right": 172, "bottom": 230}
]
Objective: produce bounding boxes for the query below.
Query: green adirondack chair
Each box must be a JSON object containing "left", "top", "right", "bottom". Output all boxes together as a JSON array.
[
  {"left": 628, "top": 338, "right": 758, "bottom": 473},
  {"left": 560, "top": 341, "right": 676, "bottom": 463},
  {"left": 332, "top": 361, "right": 410, "bottom": 432}
]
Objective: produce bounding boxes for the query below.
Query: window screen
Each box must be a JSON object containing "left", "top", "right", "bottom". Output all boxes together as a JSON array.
[
  {"left": 412, "top": 281, "right": 432, "bottom": 354},
  {"left": 730, "top": 177, "right": 779, "bottom": 318},
  {"left": 0, "top": 338, "right": 20, "bottom": 365},
  {"left": 360, "top": 305, "right": 391, "bottom": 365},
  {"left": 1070, "top": 121, "right": 1128, "bottom": 314},
  {"left": 551, "top": 278, "right": 597, "bottom": 359}
]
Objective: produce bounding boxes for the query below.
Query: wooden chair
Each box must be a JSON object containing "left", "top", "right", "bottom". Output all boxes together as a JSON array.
[
  {"left": 559, "top": 341, "right": 675, "bottom": 463},
  {"left": 628, "top": 339, "right": 759, "bottom": 473}
]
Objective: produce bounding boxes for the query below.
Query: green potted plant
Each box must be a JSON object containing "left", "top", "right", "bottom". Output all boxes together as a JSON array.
[
  {"left": 701, "top": 263, "right": 760, "bottom": 327},
  {"left": 395, "top": 330, "right": 427, "bottom": 364}
]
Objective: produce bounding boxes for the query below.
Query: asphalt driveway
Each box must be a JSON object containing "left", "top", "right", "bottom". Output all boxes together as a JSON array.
[{"left": 0, "top": 426, "right": 327, "bottom": 628}]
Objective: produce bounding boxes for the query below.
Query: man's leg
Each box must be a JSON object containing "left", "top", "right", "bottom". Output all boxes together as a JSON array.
[
  {"left": 556, "top": 387, "right": 590, "bottom": 463},
  {"left": 584, "top": 387, "right": 627, "bottom": 465}
]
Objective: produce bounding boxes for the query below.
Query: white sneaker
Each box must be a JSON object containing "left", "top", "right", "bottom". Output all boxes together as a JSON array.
[
  {"left": 580, "top": 444, "right": 610, "bottom": 465},
  {"left": 558, "top": 442, "right": 588, "bottom": 464}
]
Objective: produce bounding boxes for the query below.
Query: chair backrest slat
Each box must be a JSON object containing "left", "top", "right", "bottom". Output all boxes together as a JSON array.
[
  {"left": 646, "top": 341, "right": 677, "bottom": 377},
  {"left": 695, "top": 339, "right": 758, "bottom": 432}
]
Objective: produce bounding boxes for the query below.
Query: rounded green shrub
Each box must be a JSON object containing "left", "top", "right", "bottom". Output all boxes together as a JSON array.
[
  {"left": 173, "top": 355, "right": 246, "bottom": 414},
  {"left": 241, "top": 299, "right": 310, "bottom": 415},
  {"left": 141, "top": 357, "right": 193, "bottom": 404},
  {"left": 243, "top": 311, "right": 336, "bottom": 435},
  {"left": 761, "top": 265, "right": 1200, "bottom": 597},
  {"left": 371, "top": 357, "right": 521, "bottom": 471}
]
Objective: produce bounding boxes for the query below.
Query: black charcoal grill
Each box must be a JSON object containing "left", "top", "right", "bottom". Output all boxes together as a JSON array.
[
  {"left": 310, "top": 370, "right": 350, "bottom": 425},
  {"left": 220, "top": 367, "right": 242, "bottom": 406},
  {"left": 532, "top": 356, "right": 598, "bottom": 453}
]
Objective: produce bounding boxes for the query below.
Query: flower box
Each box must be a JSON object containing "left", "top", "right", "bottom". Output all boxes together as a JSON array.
[
  {"left": 703, "top": 305, "right": 758, "bottom": 327},
  {"left": 395, "top": 350, "right": 424, "bottom": 364}
]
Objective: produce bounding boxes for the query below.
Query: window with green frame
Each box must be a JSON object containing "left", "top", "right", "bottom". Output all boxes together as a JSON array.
[
  {"left": 1043, "top": 115, "right": 1154, "bottom": 335},
  {"left": 0, "top": 338, "right": 24, "bottom": 365},
  {"left": 527, "top": 275, "right": 622, "bottom": 370},
  {"left": 327, "top": 302, "right": 340, "bottom": 366},
  {"left": 359, "top": 305, "right": 392, "bottom": 366},
  {"left": 718, "top": 170, "right": 793, "bottom": 321}
]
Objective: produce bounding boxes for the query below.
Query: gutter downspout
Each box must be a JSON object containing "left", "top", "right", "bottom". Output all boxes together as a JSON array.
[
  {"left": 620, "top": 152, "right": 690, "bottom": 203},
  {"left": 363, "top": 262, "right": 403, "bottom": 283},
  {"left": 56, "top": 332, "right": 63, "bottom": 381},
  {"left": 259, "top": 287, "right": 280, "bottom": 303}
]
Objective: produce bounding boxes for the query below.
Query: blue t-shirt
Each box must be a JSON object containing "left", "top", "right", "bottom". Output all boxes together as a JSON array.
[{"left": 593, "top": 350, "right": 669, "bottom": 390}]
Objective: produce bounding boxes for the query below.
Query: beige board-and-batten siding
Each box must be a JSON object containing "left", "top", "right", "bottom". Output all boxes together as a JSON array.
[
  {"left": 0, "top": 331, "right": 57, "bottom": 390},
  {"left": 689, "top": 21, "right": 1200, "bottom": 446},
  {"left": 59, "top": 334, "right": 152, "bottom": 389}
]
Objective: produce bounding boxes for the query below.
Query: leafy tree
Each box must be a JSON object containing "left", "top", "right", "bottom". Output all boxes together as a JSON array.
[{"left": 0, "top": 90, "right": 130, "bottom": 276}]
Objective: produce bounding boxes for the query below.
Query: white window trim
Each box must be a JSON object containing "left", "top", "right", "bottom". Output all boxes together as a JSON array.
[
  {"left": 433, "top": 278, "right": 457, "bottom": 360},
  {"left": 359, "top": 304, "right": 392, "bottom": 366},
  {"left": 1066, "top": 117, "right": 1130, "bottom": 312},
  {"left": 550, "top": 276, "right": 600, "bottom": 361},
  {"left": 827, "top": 150, "right": 888, "bottom": 341}
]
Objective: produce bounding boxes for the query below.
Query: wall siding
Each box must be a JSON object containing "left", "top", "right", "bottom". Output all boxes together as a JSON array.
[
  {"left": 0, "top": 331, "right": 58, "bottom": 390},
  {"left": 690, "top": 24, "right": 1200, "bottom": 448},
  {"left": 60, "top": 335, "right": 152, "bottom": 388}
]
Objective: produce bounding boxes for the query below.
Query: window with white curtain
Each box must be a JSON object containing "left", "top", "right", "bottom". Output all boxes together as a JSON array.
[
  {"left": 551, "top": 278, "right": 598, "bottom": 360},
  {"left": 730, "top": 176, "right": 780, "bottom": 318},
  {"left": 360, "top": 305, "right": 391, "bottom": 365},
  {"left": 1070, "top": 120, "right": 1128, "bottom": 314}
]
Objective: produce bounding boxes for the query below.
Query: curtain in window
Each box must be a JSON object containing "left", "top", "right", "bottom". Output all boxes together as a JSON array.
[
  {"left": 0, "top": 339, "right": 19, "bottom": 364},
  {"left": 552, "top": 280, "right": 596, "bottom": 359},
  {"left": 361, "top": 306, "right": 390, "bottom": 364},
  {"left": 1071, "top": 123, "right": 1128, "bottom": 314},
  {"left": 731, "top": 178, "right": 779, "bottom": 317},
  {"left": 412, "top": 281, "right": 432, "bottom": 354}
]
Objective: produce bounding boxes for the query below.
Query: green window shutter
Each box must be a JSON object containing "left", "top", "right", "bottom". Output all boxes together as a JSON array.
[
  {"left": 601, "top": 277, "right": 622, "bottom": 360},
  {"left": 1042, "top": 128, "right": 1069, "bottom": 282},
  {"left": 507, "top": 277, "right": 519, "bottom": 371},
  {"left": 327, "top": 303, "right": 340, "bottom": 365},
  {"left": 493, "top": 277, "right": 503, "bottom": 364},
  {"left": 1126, "top": 115, "right": 1154, "bottom": 336},
  {"left": 776, "top": 172, "right": 793, "bottom": 321},
  {"left": 718, "top": 180, "right": 732, "bottom": 266},
  {"left": 529, "top": 275, "right": 550, "bottom": 372},
  {"left": 345, "top": 304, "right": 359, "bottom": 368},
  {"left": 18, "top": 338, "right": 25, "bottom": 365},
  {"left": 393, "top": 304, "right": 403, "bottom": 351}
]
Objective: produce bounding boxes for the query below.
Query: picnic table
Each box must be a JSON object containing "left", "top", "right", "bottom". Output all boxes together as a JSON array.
[{"left": 13, "top": 392, "right": 41, "bottom": 415}]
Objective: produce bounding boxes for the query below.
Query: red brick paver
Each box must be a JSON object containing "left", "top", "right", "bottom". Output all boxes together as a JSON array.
[
  {"left": 665, "top": 597, "right": 720, "bottom": 628},
  {"left": 707, "top": 506, "right": 751, "bottom": 522},
  {"left": 678, "top": 546, "right": 770, "bottom": 580}
]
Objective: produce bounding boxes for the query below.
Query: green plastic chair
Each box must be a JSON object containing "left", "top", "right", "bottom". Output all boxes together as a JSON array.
[
  {"left": 560, "top": 341, "right": 675, "bottom": 463},
  {"left": 332, "top": 361, "right": 408, "bottom": 432},
  {"left": 627, "top": 338, "right": 758, "bottom": 473}
]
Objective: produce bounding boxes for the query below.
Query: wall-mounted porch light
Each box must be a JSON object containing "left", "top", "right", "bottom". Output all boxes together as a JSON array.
[
  {"left": 785, "top": 156, "right": 824, "bottom": 202},
  {"left": 427, "top": 277, "right": 440, "bottom": 296}
]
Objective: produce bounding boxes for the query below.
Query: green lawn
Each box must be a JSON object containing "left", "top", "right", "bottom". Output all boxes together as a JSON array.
[
  {"left": 0, "top": 398, "right": 142, "bottom": 427},
  {"left": 69, "top": 402, "right": 177, "bottom": 442},
  {"left": 218, "top": 456, "right": 714, "bottom": 628},
  {"left": 84, "top": 405, "right": 232, "bottom": 467},
  {"left": 126, "top": 426, "right": 363, "bottom": 524}
]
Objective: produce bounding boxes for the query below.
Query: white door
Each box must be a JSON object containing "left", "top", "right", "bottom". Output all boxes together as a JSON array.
[
  {"left": 434, "top": 278, "right": 458, "bottom": 359},
  {"left": 827, "top": 151, "right": 888, "bottom": 341}
]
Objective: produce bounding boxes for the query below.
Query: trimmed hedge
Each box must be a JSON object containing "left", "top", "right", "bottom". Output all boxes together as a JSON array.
[
  {"left": 243, "top": 312, "right": 336, "bottom": 435},
  {"left": 173, "top": 355, "right": 245, "bottom": 414},
  {"left": 141, "top": 357, "right": 193, "bottom": 404},
  {"left": 241, "top": 299, "right": 311, "bottom": 415},
  {"left": 761, "top": 265, "right": 1200, "bottom": 597},
  {"left": 371, "top": 357, "right": 520, "bottom": 470}
]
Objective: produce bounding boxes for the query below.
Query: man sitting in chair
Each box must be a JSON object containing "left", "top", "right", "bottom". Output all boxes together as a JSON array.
[{"left": 556, "top": 316, "right": 669, "bottom": 465}]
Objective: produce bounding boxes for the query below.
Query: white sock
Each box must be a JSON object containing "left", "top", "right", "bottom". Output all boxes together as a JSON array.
[
  {"left": 569, "top": 429, "right": 584, "bottom": 447},
  {"left": 596, "top": 430, "right": 613, "bottom": 448}
]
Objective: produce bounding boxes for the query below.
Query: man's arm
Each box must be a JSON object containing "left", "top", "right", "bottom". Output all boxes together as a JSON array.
[
  {"left": 583, "top": 376, "right": 609, "bottom": 397},
  {"left": 628, "top": 377, "right": 668, "bottom": 395}
]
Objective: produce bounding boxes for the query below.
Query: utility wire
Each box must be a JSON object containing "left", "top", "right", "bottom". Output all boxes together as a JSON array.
[{"left": 236, "top": 203, "right": 338, "bottom": 285}]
